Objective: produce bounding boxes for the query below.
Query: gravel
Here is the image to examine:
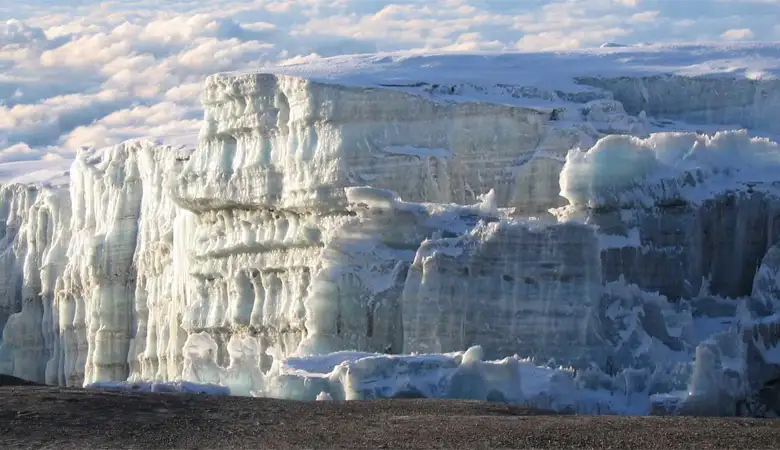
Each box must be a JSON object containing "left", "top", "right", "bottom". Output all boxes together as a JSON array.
[{"left": 0, "top": 379, "right": 778, "bottom": 449}]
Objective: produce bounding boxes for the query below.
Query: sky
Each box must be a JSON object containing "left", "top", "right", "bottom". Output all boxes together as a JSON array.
[{"left": 1, "top": 0, "right": 779, "bottom": 161}]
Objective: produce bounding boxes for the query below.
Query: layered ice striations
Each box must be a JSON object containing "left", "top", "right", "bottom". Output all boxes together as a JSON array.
[
  {"left": 3, "top": 45, "right": 780, "bottom": 414},
  {"left": 0, "top": 183, "right": 70, "bottom": 384},
  {"left": 576, "top": 76, "right": 780, "bottom": 134},
  {"left": 128, "top": 145, "right": 193, "bottom": 383},
  {"left": 0, "top": 141, "right": 191, "bottom": 386},
  {"left": 402, "top": 220, "right": 605, "bottom": 366},
  {"left": 558, "top": 131, "right": 780, "bottom": 299},
  {"left": 165, "top": 70, "right": 603, "bottom": 369},
  {"left": 176, "top": 72, "right": 595, "bottom": 212}
]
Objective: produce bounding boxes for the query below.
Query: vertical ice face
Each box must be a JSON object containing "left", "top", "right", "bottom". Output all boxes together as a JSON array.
[
  {"left": 178, "top": 207, "right": 321, "bottom": 369},
  {"left": 402, "top": 220, "right": 605, "bottom": 367},
  {"left": 299, "top": 186, "right": 503, "bottom": 356},
  {"left": 127, "top": 145, "right": 193, "bottom": 382},
  {"left": 752, "top": 241, "right": 780, "bottom": 315},
  {"left": 583, "top": 192, "right": 780, "bottom": 300},
  {"left": 63, "top": 143, "right": 146, "bottom": 385},
  {"left": 554, "top": 130, "right": 780, "bottom": 414},
  {"left": 558, "top": 131, "right": 780, "bottom": 299},
  {"left": 0, "top": 185, "right": 70, "bottom": 384},
  {"left": 682, "top": 327, "right": 749, "bottom": 416},
  {"left": 0, "top": 140, "right": 191, "bottom": 386},
  {"left": 165, "top": 73, "right": 603, "bottom": 367},
  {"left": 577, "top": 76, "right": 780, "bottom": 134},
  {"left": 174, "top": 73, "right": 595, "bottom": 212}
]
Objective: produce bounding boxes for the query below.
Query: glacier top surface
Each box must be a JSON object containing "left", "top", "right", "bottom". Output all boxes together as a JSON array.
[
  {"left": 0, "top": 159, "right": 71, "bottom": 186},
  {"left": 248, "top": 43, "right": 780, "bottom": 93}
]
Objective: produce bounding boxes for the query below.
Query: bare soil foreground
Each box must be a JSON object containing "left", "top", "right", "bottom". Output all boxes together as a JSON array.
[{"left": 1, "top": 377, "right": 779, "bottom": 449}]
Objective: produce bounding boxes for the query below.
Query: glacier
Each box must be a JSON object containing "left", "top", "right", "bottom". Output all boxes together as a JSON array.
[{"left": 2, "top": 43, "right": 780, "bottom": 415}]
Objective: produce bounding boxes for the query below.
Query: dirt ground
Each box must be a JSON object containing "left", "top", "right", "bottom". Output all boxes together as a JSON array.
[{"left": 0, "top": 376, "right": 778, "bottom": 449}]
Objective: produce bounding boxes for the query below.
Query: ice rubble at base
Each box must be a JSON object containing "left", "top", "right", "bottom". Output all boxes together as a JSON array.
[{"left": 4, "top": 45, "right": 780, "bottom": 415}]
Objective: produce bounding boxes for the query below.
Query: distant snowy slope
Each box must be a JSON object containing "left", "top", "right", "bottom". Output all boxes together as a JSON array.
[
  {"left": 218, "top": 43, "right": 780, "bottom": 135},
  {"left": 0, "top": 160, "right": 70, "bottom": 186},
  {"left": 262, "top": 43, "right": 780, "bottom": 93}
]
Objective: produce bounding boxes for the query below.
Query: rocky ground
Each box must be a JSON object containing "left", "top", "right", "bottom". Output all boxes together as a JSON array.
[{"left": 0, "top": 376, "right": 778, "bottom": 449}]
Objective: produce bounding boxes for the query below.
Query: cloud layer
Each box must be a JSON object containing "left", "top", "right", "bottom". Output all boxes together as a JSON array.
[{"left": 1, "top": 0, "right": 779, "bottom": 159}]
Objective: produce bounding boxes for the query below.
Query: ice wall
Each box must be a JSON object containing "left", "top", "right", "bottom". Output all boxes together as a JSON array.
[
  {"left": 402, "top": 220, "right": 605, "bottom": 367},
  {"left": 577, "top": 76, "right": 780, "bottom": 135},
  {"left": 0, "top": 140, "right": 191, "bottom": 386},
  {"left": 752, "top": 241, "right": 780, "bottom": 315},
  {"left": 558, "top": 131, "right": 780, "bottom": 299},
  {"left": 161, "top": 72, "right": 614, "bottom": 368},
  {"left": 127, "top": 145, "right": 193, "bottom": 382},
  {"left": 174, "top": 73, "right": 602, "bottom": 212},
  {"left": 0, "top": 184, "right": 70, "bottom": 384},
  {"left": 555, "top": 130, "right": 780, "bottom": 414},
  {"left": 2, "top": 48, "right": 780, "bottom": 415},
  {"left": 64, "top": 143, "right": 149, "bottom": 385}
]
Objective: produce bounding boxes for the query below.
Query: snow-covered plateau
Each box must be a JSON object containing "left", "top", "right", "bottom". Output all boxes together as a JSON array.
[{"left": 2, "top": 43, "right": 780, "bottom": 415}]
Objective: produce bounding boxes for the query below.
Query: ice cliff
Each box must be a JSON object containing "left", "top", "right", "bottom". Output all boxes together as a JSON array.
[{"left": 2, "top": 44, "right": 780, "bottom": 415}]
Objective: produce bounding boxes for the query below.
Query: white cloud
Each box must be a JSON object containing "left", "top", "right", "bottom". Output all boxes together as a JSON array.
[
  {"left": 630, "top": 11, "right": 660, "bottom": 22},
  {"left": 0, "top": 19, "right": 47, "bottom": 47},
  {"left": 721, "top": 28, "right": 756, "bottom": 41},
  {"left": 0, "top": 1, "right": 778, "bottom": 160}
]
